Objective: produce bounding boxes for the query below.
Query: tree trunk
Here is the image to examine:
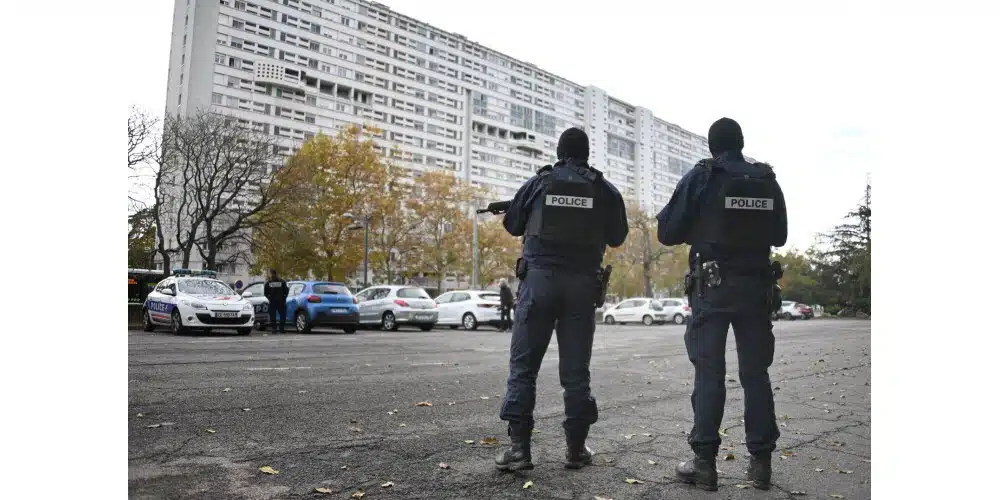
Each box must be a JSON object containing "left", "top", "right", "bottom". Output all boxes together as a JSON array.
[{"left": 643, "top": 260, "right": 653, "bottom": 298}]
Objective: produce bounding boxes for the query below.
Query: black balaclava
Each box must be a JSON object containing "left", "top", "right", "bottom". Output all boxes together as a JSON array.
[
  {"left": 557, "top": 127, "right": 590, "bottom": 161},
  {"left": 708, "top": 117, "right": 744, "bottom": 157}
]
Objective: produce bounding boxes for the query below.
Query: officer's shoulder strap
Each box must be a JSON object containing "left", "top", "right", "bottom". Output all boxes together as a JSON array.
[
  {"left": 754, "top": 161, "right": 777, "bottom": 179},
  {"left": 536, "top": 164, "right": 553, "bottom": 176}
]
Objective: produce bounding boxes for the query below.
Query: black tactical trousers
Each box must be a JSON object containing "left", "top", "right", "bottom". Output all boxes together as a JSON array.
[
  {"left": 500, "top": 269, "right": 599, "bottom": 432},
  {"left": 268, "top": 299, "right": 287, "bottom": 332},
  {"left": 685, "top": 273, "right": 780, "bottom": 457}
]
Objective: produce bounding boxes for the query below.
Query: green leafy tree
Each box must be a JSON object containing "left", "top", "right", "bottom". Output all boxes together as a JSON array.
[{"left": 128, "top": 207, "right": 157, "bottom": 269}]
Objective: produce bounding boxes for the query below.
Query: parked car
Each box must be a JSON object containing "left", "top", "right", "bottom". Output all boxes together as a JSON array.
[
  {"left": 142, "top": 270, "right": 253, "bottom": 335},
  {"left": 434, "top": 290, "right": 504, "bottom": 330},
  {"left": 274, "top": 281, "right": 360, "bottom": 333},
  {"left": 355, "top": 285, "right": 438, "bottom": 331},
  {"left": 658, "top": 297, "right": 692, "bottom": 325},
  {"left": 239, "top": 281, "right": 271, "bottom": 330},
  {"left": 603, "top": 298, "right": 673, "bottom": 326},
  {"left": 777, "top": 301, "right": 814, "bottom": 320}
]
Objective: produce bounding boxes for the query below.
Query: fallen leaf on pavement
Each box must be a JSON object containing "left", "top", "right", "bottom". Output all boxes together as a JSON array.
[
  {"left": 594, "top": 497, "right": 613, "bottom": 500},
  {"left": 341, "top": 465, "right": 348, "bottom": 470},
  {"left": 625, "top": 478, "right": 644, "bottom": 484},
  {"left": 791, "top": 491, "right": 807, "bottom": 496},
  {"left": 136, "top": 413, "right": 144, "bottom": 418},
  {"left": 782, "top": 450, "right": 795, "bottom": 457},
  {"left": 523, "top": 480, "right": 534, "bottom": 489},
  {"left": 623, "top": 434, "right": 635, "bottom": 440},
  {"left": 315, "top": 487, "right": 332, "bottom": 494},
  {"left": 349, "top": 427, "right": 362, "bottom": 432},
  {"left": 815, "top": 468, "right": 824, "bottom": 472},
  {"left": 647, "top": 460, "right": 657, "bottom": 465},
  {"left": 223, "top": 388, "right": 232, "bottom": 392},
  {"left": 298, "top": 390, "right": 307, "bottom": 394},
  {"left": 480, "top": 396, "right": 491, "bottom": 400},
  {"left": 439, "top": 463, "right": 450, "bottom": 469},
  {"left": 863, "top": 458, "right": 871, "bottom": 463},
  {"left": 830, "top": 495, "right": 844, "bottom": 499},
  {"left": 838, "top": 469, "right": 854, "bottom": 474},
  {"left": 388, "top": 410, "right": 397, "bottom": 415},
  {"left": 206, "top": 429, "right": 216, "bottom": 434},
  {"left": 350, "top": 419, "right": 358, "bottom": 423},
  {"left": 448, "top": 402, "right": 456, "bottom": 405},
  {"left": 146, "top": 424, "right": 161, "bottom": 428},
  {"left": 809, "top": 396, "right": 816, "bottom": 400},
  {"left": 724, "top": 454, "right": 735, "bottom": 461},
  {"left": 259, "top": 466, "right": 279, "bottom": 475},
  {"left": 416, "top": 401, "right": 433, "bottom": 407},
  {"left": 242, "top": 408, "right": 251, "bottom": 412},
  {"left": 399, "top": 423, "right": 407, "bottom": 427},
  {"left": 642, "top": 433, "right": 653, "bottom": 437},
  {"left": 719, "top": 430, "right": 728, "bottom": 436},
  {"left": 480, "top": 437, "right": 498, "bottom": 445},
  {"left": 351, "top": 491, "right": 365, "bottom": 499},
  {"left": 381, "top": 481, "right": 394, "bottom": 488},
  {"left": 464, "top": 440, "right": 474, "bottom": 444},
  {"left": 736, "top": 484, "right": 750, "bottom": 489},
  {"left": 831, "top": 441, "right": 845, "bottom": 447}
]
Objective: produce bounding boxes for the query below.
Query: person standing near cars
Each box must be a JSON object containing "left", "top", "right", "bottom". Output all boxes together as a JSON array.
[
  {"left": 494, "top": 127, "right": 629, "bottom": 472},
  {"left": 656, "top": 118, "right": 788, "bottom": 491},
  {"left": 498, "top": 278, "right": 514, "bottom": 331},
  {"left": 264, "top": 269, "right": 289, "bottom": 334}
]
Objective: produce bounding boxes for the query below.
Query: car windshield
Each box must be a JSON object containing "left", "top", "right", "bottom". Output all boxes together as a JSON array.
[
  {"left": 397, "top": 287, "right": 430, "bottom": 299},
  {"left": 478, "top": 292, "right": 501, "bottom": 301},
  {"left": 314, "top": 283, "right": 351, "bottom": 295},
  {"left": 178, "top": 279, "right": 234, "bottom": 296}
]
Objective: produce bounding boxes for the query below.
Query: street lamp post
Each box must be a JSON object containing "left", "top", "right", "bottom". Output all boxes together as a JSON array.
[
  {"left": 472, "top": 208, "right": 479, "bottom": 290},
  {"left": 344, "top": 212, "right": 371, "bottom": 288}
]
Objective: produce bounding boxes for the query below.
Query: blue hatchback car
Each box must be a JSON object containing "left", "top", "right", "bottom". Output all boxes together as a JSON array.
[{"left": 283, "top": 281, "right": 360, "bottom": 334}]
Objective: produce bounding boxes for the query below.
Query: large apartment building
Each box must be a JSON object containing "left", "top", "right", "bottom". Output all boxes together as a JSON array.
[{"left": 163, "top": 0, "right": 725, "bottom": 282}]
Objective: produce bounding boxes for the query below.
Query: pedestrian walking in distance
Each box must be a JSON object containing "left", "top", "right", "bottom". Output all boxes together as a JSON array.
[{"left": 498, "top": 278, "right": 514, "bottom": 331}]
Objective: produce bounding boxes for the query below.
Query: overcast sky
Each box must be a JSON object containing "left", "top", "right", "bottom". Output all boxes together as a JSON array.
[{"left": 127, "top": 0, "right": 985, "bottom": 252}]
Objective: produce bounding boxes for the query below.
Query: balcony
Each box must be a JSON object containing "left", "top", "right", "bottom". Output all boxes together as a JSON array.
[
  {"left": 253, "top": 61, "right": 305, "bottom": 91},
  {"left": 509, "top": 133, "right": 544, "bottom": 154}
]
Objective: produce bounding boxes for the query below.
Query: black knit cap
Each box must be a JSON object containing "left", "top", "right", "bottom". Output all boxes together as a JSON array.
[
  {"left": 708, "top": 117, "right": 744, "bottom": 156},
  {"left": 557, "top": 127, "right": 590, "bottom": 161}
]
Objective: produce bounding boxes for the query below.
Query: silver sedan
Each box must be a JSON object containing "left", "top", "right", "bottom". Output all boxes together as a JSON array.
[{"left": 354, "top": 285, "right": 439, "bottom": 331}]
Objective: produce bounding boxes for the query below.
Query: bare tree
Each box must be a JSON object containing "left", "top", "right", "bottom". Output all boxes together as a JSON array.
[
  {"left": 129, "top": 106, "right": 159, "bottom": 212},
  {"left": 156, "top": 110, "right": 282, "bottom": 272}
]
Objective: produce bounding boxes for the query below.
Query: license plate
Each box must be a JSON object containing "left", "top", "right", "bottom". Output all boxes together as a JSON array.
[
  {"left": 330, "top": 307, "right": 348, "bottom": 313},
  {"left": 216, "top": 311, "right": 238, "bottom": 318}
]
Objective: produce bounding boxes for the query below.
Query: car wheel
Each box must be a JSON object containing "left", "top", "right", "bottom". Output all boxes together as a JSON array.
[
  {"left": 343, "top": 326, "right": 357, "bottom": 334},
  {"left": 642, "top": 315, "right": 654, "bottom": 326},
  {"left": 419, "top": 324, "right": 434, "bottom": 332},
  {"left": 295, "top": 311, "right": 312, "bottom": 333},
  {"left": 142, "top": 309, "right": 156, "bottom": 332},
  {"left": 604, "top": 316, "right": 615, "bottom": 325},
  {"left": 783, "top": 312, "right": 794, "bottom": 320},
  {"left": 171, "top": 310, "right": 189, "bottom": 336},
  {"left": 381, "top": 312, "right": 398, "bottom": 331},
  {"left": 462, "top": 313, "right": 478, "bottom": 331},
  {"left": 254, "top": 320, "right": 267, "bottom": 331},
  {"left": 672, "top": 314, "right": 685, "bottom": 325},
  {"left": 237, "top": 328, "right": 252, "bottom": 336}
]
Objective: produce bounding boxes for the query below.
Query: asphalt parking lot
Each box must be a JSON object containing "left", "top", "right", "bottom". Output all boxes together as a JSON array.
[{"left": 129, "top": 319, "right": 871, "bottom": 499}]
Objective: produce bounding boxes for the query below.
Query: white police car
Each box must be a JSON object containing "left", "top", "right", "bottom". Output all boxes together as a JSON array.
[{"left": 141, "top": 269, "right": 254, "bottom": 335}]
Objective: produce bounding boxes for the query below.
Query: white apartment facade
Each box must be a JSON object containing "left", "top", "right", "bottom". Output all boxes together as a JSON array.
[{"left": 163, "top": 0, "right": 725, "bottom": 283}]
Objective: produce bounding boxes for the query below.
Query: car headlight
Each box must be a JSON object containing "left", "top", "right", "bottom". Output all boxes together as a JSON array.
[{"left": 181, "top": 300, "right": 207, "bottom": 310}]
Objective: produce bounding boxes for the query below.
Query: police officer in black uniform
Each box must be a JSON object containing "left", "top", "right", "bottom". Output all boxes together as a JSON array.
[
  {"left": 657, "top": 118, "right": 788, "bottom": 491},
  {"left": 264, "top": 269, "right": 289, "bottom": 334},
  {"left": 495, "top": 127, "right": 629, "bottom": 472}
]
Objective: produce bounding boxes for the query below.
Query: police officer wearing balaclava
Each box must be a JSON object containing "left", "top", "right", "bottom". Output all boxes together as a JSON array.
[
  {"left": 656, "top": 118, "right": 787, "bottom": 491},
  {"left": 494, "top": 127, "right": 628, "bottom": 472}
]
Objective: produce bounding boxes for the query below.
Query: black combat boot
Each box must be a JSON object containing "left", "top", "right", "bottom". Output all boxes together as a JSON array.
[
  {"left": 564, "top": 426, "right": 593, "bottom": 469},
  {"left": 676, "top": 455, "right": 718, "bottom": 491},
  {"left": 746, "top": 454, "right": 772, "bottom": 490},
  {"left": 495, "top": 425, "right": 533, "bottom": 471}
]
